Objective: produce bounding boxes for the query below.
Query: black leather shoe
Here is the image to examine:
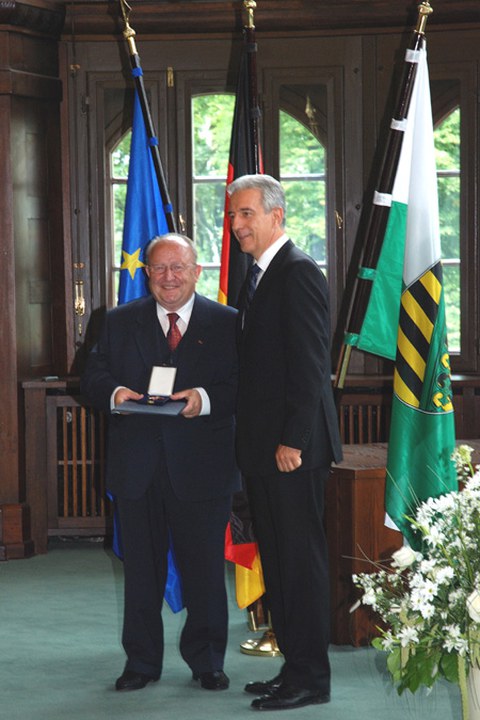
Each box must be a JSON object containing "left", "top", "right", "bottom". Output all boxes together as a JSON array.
[
  {"left": 192, "top": 670, "right": 230, "bottom": 690},
  {"left": 244, "top": 674, "right": 283, "bottom": 695},
  {"left": 115, "top": 670, "right": 158, "bottom": 691},
  {"left": 251, "top": 682, "right": 330, "bottom": 711}
]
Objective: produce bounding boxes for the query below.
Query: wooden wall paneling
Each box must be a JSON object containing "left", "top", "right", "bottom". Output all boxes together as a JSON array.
[
  {"left": 22, "top": 381, "right": 50, "bottom": 554},
  {"left": 0, "top": 95, "right": 20, "bottom": 504},
  {"left": 0, "top": 9, "right": 64, "bottom": 559},
  {"left": 58, "top": 41, "right": 76, "bottom": 373},
  {"left": 61, "top": 1, "right": 480, "bottom": 39}
]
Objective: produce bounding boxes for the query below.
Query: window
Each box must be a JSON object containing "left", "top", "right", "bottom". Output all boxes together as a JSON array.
[
  {"left": 190, "top": 93, "right": 328, "bottom": 299},
  {"left": 434, "top": 108, "right": 460, "bottom": 353},
  {"left": 279, "top": 108, "right": 327, "bottom": 274},
  {"left": 107, "top": 93, "right": 330, "bottom": 304},
  {"left": 110, "top": 133, "right": 131, "bottom": 304},
  {"left": 191, "top": 93, "right": 235, "bottom": 299}
]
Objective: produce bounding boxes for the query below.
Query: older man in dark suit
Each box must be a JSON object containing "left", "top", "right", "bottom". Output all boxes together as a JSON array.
[
  {"left": 227, "top": 174, "right": 342, "bottom": 711},
  {"left": 81, "top": 234, "right": 240, "bottom": 693}
]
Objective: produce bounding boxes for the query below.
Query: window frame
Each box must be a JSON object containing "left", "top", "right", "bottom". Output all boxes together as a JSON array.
[{"left": 430, "top": 61, "right": 478, "bottom": 373}]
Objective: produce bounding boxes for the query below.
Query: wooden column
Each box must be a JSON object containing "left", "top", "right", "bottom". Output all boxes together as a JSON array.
[{"left": 0, "top": 1, "right": 65, "bottom": 560}]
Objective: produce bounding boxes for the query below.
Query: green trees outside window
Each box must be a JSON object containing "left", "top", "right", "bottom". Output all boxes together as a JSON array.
[{"left": 434, "top": 108, "right": 460, "bottom": 353}]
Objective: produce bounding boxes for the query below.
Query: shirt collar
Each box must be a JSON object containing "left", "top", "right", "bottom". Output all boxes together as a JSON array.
[
  {"left": 156, "top": 293, "right": 195, "bottom": 324},
  {"left": 256, "top": 233, "right": 289, "bottom": 273}
]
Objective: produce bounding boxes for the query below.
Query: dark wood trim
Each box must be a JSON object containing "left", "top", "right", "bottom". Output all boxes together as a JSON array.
[
  {"left": 61, "top": 1, "right": 480, "bottom": 39},
  {"left": 57, "top": 41, "right": 76, "bottom": 373},
  {"left": 0, "top": 504, "right": 34, "bottom": 560},
  {"left": 0, "top": 0, "right": 65, "bottom": 38}
]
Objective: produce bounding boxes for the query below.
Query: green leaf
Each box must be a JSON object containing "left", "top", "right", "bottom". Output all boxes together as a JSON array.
[{"left": 440, "top": 652, "right": 460, "bottom": 684}]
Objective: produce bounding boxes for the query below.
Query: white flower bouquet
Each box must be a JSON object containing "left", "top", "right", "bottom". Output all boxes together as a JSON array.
[{"left": 353, "top": 446, "right": 480, "bottom": 716}]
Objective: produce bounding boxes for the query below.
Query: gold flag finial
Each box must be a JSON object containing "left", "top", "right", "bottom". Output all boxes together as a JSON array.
[
  {"left": 119, "top": 0, "right": 138, "bottom": 55},
  {"left": 416, "top": 1, "right": 433, "bottom": 35},
  {"left": 243, "top": 0, "right": 257, "bottom": 29}
]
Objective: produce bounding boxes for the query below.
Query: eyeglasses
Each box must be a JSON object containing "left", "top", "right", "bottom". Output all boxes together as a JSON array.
[{"left": 148, "top": 263, "right": 196, "bottom": 276}]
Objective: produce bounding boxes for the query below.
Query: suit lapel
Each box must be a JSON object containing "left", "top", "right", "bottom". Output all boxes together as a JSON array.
[
  {"left": 241, "top": 240, "right": 293, "bottom": 337},
  {"left": 175, "top": 294, "right": 211, "bottom": 369},
  {"left": 133, "top": 296, "right": 168, "bottom": 370}
]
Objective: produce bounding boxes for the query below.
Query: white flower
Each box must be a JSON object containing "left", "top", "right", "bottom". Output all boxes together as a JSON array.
[
  {"left": 391, "top": 546, "right": 418, "bottom": 570},
  {"left": 410, "top": 576, "right": 438, "bottom": 598},
  {"left": 423, "top": 524, "right": 446, "bottom": 548},
  {"left": 419, "top": 602, "right": 435, "bottom": 620},
  {"left": 362, "top": 588, "right": 377, "bottom": 607},
  {"left": 443, "top": 624, "right": 465, "bottom": 653},
  {"left": 398, "top": 626, "right": 420, "bottom": 647},
  {"left": 434, "top": 566, "right": 455, "bottom": 585},
  {"left": 381, "top": 632, "right": 395, "bottom": 652},
  {"left": 352, "top": 455, "right": 480, "bottom": 691},
  {"left": 467, "top": 590, "right": 480, "bottom": 623}
]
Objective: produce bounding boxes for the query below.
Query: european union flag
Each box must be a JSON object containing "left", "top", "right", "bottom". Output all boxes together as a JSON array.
[
  {"left": 114, "top": 89, "right": 183, "bottom": 613},
  {"left": 118, "top": 90, "right": 169, "bottom": 304}
]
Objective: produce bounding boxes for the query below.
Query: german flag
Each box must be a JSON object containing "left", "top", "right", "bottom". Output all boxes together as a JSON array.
[
  {"left": 220, "top": 23, "right": 265, "bottom": 609},
  {"left": 218, "top": 29, "right": 262, "bottom": 307}
]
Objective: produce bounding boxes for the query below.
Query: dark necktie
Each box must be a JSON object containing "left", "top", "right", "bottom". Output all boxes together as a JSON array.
[
  {"left": 244, "top": 263, "right": 261, "bottom": 314},
  {"left": 167, "top": 312, "right": 182, "bottom": 352}
]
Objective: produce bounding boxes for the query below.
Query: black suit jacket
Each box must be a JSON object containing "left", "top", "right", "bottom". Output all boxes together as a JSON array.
[
  {"left": 236, "top": 240, "right": 342, "bottom": 477},
  {"left": 81, "top": 294, "right": 241, "bottom": 501}
]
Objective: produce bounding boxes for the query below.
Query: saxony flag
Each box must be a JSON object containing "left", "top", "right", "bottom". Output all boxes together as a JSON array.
[{"left": 354, "top": 43, "right": 457, "bottom": 548}]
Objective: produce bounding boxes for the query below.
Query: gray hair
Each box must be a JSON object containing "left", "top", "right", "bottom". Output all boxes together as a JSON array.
[
  {"left": 146, "top": 233, "right": 198, "bottom": 263},
  {"left": 226, "top": 174, "right": 286, "bottom": 227}
]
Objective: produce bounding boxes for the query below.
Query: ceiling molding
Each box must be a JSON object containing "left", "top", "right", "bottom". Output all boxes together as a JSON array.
[{"left": 59, "top": 1, "right": 480, "bottom": 39}]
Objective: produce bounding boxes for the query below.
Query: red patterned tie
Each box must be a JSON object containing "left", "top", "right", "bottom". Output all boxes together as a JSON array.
[{"left": 167, "top": 312, "right": 182, "bottom": 352}]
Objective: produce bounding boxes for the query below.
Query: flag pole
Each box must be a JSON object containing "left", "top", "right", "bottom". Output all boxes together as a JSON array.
[
  {"left": 243, "top": 0, "right": 261, "bottom": 174},
  {"left": 334, "top": 0, "right": 433, "bottom": 390},
  {"left": 118, "top": 0, "right": 177, "bottom": 233}
]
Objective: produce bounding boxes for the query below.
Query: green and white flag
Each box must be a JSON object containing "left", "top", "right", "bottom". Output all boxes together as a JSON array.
[{"left": 357, "top": 45, "right": 457, "bottom": 548}]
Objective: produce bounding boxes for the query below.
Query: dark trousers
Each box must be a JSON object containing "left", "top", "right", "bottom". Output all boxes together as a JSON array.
[
  {"left": 117, "top": 464, "right": 231, "bottom": 679},
  {"left": 247, "top": 466, "right": 331, "bottom": 693}
]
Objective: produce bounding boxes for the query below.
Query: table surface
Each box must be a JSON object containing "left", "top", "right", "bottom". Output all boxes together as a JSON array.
[{"left": 333, "top": 440, "right": 480, "bottom": 472}]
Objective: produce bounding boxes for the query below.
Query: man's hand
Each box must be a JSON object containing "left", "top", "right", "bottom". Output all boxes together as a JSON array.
[
  {"left": 170, "top": 388, "right": 202, "bottom": 418},
  {"left": 275, "top": 444, "right": 302, "bottom": 473},
  {"left": 113, "top": 387, "right": 143, "bottom": 406}
]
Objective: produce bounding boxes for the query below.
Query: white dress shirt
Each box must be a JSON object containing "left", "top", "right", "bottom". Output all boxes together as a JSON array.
[
  {"left": 252, "top": 233, "right": 289, "bottom": 288},
  {"left": 111, "top": 294, "right": 210, "bottom": 415}
]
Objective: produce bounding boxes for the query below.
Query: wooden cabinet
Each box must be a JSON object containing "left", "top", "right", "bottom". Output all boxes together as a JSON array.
[{"left": 326, "top": 444, "right": 403, "bottom": 646}]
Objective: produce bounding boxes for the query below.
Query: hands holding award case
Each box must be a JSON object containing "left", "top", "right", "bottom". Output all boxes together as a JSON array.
[{"left": 114, "top": 366, "right": 187, "bottom": 416}]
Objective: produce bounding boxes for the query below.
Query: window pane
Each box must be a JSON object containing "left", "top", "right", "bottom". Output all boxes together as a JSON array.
[
  {"left": 280, "top": 110, "right": 325, "bottom": 176},
  {"left": 437, "top": 175, "right": 460, "bottom": 257},
  {"left": 280, "top": 107, "right": 327, "bottom": 271},
  {"left": 196, "top": 265, "right": 222, "bottom": 302},
  {"left": 443, "top": 263, "right": 460, "bottom": 353},
  {"left": 434, "top": 108, "right": 460, "bottom": 353},
  {"left": 192, "top": 94, "right": 234, "bottom": 177},
  {"left": 110, "top": 130, "right": 131, "bottom": 310},
  {"left": 113, "top": 181, "right": 127, "bottom": 268},
  {"left": 191, "top": 94, "right": 235, "bottom": 299},
  {"left": 281, "top": 179, "right": 326, "bottom": 264},
  {"left": 193, "top": 181, "right": 226, "bottom": 296},
  {"left": 111, "top": 133, "right": 131, "bottom": 178}
]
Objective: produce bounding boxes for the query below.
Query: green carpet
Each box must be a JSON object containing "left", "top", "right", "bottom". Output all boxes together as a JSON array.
[{"left": 0, "top": 538, "right": 461, "bottom": 719}]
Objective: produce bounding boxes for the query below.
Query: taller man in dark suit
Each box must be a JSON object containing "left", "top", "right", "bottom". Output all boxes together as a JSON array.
[
  {"left": 227, "top": 175, "right": 343, "bottom": 711},
  {"left": 81, "top": 234, "right": 240, "bottom": 693}
]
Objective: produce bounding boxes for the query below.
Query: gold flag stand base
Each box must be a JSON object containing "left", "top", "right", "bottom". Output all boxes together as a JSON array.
[{"left": 240, "top": 628, "right": 283, "bottom": 657}]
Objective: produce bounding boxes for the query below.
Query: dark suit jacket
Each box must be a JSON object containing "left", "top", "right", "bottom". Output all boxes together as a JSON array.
[
  {"left": 81, "top": 294, "right": 241, "bottom": 501},
  {"left": 236, "top": 240, "right": 342, "bottom": 477}
]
